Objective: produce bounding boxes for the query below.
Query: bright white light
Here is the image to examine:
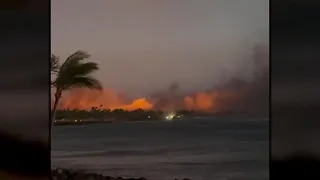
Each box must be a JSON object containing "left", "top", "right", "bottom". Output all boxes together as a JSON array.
[
  {"left": 165, "top": 113, "right": 175, "bottom": 121},
  {"left": 148, "top": 116, "right": 151, "bottom": 118},
  {"left": 75, "top": 120, "right": 77, "bottom": 122}
]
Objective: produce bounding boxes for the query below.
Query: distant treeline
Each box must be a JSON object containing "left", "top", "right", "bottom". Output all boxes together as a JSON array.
[{"left": 55, "top": 108, "right": 197, "bottom": 120}]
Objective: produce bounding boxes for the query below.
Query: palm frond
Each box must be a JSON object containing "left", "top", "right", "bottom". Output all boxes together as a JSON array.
[
  {"left": 51, "top": 54, "right": 60, "bottom": 74},
  {"left": 64, "top": 76, "right": 102, "bottom": 90},
  {"left": 52, "top": 51, "right": 103, "bottom": 92},
  {"left": 72, "top": 62, "right": 99, "bottom": 75},
  {"left": 59, "top": 51, "right": 90, "bottom": 72},
  {"left": 59, "top": 62, "right": 99, "bottom": 79}
]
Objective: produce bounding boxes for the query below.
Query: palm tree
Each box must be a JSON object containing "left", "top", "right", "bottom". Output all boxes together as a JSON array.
[{"left": 51, "top": 51, "right": 103, "bottom": 125}]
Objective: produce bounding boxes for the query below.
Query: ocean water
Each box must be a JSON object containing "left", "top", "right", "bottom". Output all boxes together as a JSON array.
[{"left": 51, "top": 117, "right": 269, "bottom": 180}]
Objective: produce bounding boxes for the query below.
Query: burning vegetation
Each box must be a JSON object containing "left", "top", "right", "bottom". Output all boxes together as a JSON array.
[
  {"left": 53, "top": 88, "right": 240, "bottom": 114},
  {"left": 52, "top": 44, "right": 269, "bottom": 116}
]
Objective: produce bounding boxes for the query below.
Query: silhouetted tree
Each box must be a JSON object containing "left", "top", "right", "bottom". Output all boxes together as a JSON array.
[{"left": 51, "top": 51, "right": 102, "bottom": 125}]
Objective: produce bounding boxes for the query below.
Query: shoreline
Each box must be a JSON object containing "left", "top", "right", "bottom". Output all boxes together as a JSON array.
[
  {"left": 53, "top": 120, "right": 113, "bottom": 126},
  {"left": 53, "top": 118, "right": 164, "bottom": 126},
  {"left": 53, "top": 115, "right": 268, "bottom": 126},
  {"left": 51, "top": 168, "right": 191, "bottom": 180},
  {"left": 53, "top": 116, "right": 184, "bottom": 126}
]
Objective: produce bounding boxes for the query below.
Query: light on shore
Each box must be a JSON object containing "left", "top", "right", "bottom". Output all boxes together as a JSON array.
[{"left": 165, "top": 113, "right": 175, "bottom": 121}]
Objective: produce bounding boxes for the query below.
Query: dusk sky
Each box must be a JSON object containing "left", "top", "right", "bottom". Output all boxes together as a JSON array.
[{"left": 52, "top": 0, "right": 268, "bottom": 97}]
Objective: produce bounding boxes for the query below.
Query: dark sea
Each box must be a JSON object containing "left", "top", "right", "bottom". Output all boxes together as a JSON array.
[{"left": 51, "top": 117, "right": 269, "bottom": 180}]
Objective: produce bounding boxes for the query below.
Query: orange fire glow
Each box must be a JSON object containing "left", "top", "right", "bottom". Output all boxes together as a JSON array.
[
  {"left": 56, "top": 88, "right": 153, "bottom": 111},
  {"left": 54, "top": 88, "right": 238, "bottom": 112},
  {"left": 184, "top": 92, "right": 218, "bottom": 112}
]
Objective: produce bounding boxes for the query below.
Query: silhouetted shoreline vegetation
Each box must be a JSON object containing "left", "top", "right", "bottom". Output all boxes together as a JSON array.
[
  {"left": 53, "top": 108, "right": 258, "bottom": 126},
  {"left": 55, "top": 108, "right": 195, "bottom": 121}
]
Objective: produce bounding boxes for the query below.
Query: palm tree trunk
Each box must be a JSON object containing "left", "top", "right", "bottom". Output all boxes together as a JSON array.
[{"left": 51, "top": 90, "right": 62, "bottom": 126}]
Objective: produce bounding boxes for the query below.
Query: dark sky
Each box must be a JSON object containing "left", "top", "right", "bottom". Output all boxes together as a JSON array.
[{"left": 52, "top": 0, "right": 269, "bottom": 97}]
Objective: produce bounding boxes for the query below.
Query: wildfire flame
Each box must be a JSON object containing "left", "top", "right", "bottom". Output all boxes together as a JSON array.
[
  {"left": 53, "top": 88, "right": 239, "bottom": 113},
  {"left": 55, "top": 89, "right": 152, "bottom": 111}
]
